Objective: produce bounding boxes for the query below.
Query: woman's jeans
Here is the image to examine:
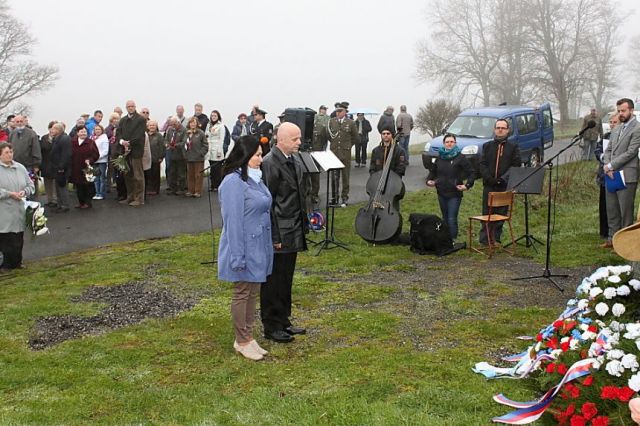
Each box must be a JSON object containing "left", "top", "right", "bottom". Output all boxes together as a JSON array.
[
  {"left": 438, "top": 194, "right": 462, "bottom": 240},
  {"left": 94, "top": 162, "right": 108, "bottom": 197}
]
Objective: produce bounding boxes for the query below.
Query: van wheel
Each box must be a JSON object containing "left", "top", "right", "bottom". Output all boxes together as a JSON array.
[{"left": 528, "top": 150, "right": 542, "bottom": 167}]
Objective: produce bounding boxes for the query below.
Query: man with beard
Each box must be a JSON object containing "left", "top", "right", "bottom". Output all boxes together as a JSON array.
[
  {"left": 477, "top": 119, "right": 521, "bottom": 246},
  {"left": 603, "top": 98, "right": 640, "bottom": 244}
]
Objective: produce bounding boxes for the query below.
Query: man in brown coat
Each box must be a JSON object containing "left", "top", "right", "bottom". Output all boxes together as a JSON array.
[
  {"left": 323, "top": 102, "right": 359, "bottom": 207},
  {"left": 118, "top": 100, "right": 147, "bottom": 206}
]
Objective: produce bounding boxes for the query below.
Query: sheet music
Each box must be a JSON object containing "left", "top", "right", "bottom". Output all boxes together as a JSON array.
[{"left": 311, "top": 151, "right": 345, "bottom": 171}]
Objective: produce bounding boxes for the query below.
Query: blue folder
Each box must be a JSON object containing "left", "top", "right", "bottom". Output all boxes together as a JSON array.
[{"left": 605, "top": 170, "right": 626, "bottom": 193}]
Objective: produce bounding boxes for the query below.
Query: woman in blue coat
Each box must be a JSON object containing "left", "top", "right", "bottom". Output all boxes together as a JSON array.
[{"left": 218, "top": 136, "right": 273, "bottom": 361}]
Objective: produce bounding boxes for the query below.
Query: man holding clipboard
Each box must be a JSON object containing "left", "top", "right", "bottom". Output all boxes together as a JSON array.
[{"left": 603, "top": 98, "right": 640, "bottom": 241}]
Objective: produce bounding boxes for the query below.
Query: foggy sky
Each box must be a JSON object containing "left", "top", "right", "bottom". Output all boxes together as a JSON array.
[{"left": 8, "top": 0, "right": 640, "bottom": 135}]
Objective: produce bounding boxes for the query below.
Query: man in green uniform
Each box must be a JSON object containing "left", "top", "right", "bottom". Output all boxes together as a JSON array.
[
  {"left": 323, "top": 102, "right": 358, "bottom": 207},
  {"left": 309, "top": 105, "right": 329, "bottom": 206}
]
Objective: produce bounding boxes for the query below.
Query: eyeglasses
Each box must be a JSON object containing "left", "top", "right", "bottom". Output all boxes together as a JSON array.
[{"left": 495, "top": 127, "right": 508, "bottom": 130}]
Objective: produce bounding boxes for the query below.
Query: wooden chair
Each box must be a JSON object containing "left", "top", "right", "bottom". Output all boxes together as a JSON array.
[{"left": 468, "top": 191, "right": 516, "bottom": 258}]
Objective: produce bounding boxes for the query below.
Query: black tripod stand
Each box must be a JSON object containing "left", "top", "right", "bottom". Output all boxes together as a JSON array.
[
  {"left": 313, "top": 168, "right": 349, "bottom": 255},
  {"left": 200, "top": 163, "right": 218, "bottom": 266},
  {"left": 511, "top": 134, "right": 586, "bottom": 292}
]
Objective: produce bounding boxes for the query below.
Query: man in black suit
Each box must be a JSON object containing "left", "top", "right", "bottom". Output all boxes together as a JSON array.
[
  {"left": 260, "top": 122, "right": 308, "bottom": 343},
  {"left": 118, "top": 100, "right": 148, "bottom": 206},
  {"left": 251, "top": 108, "right": 274, "bottom": 156}
]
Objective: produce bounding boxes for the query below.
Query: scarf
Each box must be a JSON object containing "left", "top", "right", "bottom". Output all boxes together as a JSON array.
[{"left": 438, "top": 145, "right": 461, "bottom": 161}]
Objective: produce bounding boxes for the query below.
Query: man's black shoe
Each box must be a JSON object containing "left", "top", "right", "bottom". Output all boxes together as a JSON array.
[
  {"left": 264, "top": 330, "right": 294, "bottom": 343},
  {"left": 285, "top": 326, "right": 306, "bottom": 335}
]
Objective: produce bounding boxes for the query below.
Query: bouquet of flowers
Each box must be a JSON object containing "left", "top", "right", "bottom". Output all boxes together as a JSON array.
[
  {"left": 110, "top": 154, "right": 129, "bottom": 174},
  {"left": 24, "top": 200, "right": 49, "bottom": 236},
  {"left": 83, "top": 164, "right": 97, "bottom": 183},
  {"left": 475, "top": 266, "right": 640, "bottom": 424}
]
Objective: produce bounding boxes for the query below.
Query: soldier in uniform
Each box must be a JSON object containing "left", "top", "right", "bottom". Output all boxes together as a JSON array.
[
  {"left": 322, "top": 102, "right": 359, "bottom": 207},
  {"left": 250, "top": 108, "right": 274, "bottom": 157},
  {"left": 309, "top": 105, "right": 329, "bottom": 205}
]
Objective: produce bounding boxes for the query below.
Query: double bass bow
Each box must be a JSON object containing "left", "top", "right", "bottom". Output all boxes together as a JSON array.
[{"left": 354, "top": 134, "right": 405, "bottom": 243}]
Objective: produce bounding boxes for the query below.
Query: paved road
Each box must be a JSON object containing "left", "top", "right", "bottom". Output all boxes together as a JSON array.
[{"left": 23, "top": 138, "right": 581, "bottom": 261}]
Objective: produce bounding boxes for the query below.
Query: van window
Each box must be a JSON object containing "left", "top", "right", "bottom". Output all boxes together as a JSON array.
[
  {"left": 543, "top": 110, "right": 552, "bottom": 129},
  {"left": 517, "top": 113, "right": 538, "bottom": 135}
]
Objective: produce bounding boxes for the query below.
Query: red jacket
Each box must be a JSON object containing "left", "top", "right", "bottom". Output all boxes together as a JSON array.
[{"left": 70, "top": 137, "right": 99, "bottom": 185}]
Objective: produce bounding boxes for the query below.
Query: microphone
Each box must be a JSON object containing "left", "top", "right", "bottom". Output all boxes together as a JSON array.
[{"left": 577, "top": 120, "right": 596, "bottom": 137}]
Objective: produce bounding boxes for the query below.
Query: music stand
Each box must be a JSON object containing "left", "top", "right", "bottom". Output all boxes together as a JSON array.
[
  {"left": 294, "top": 151, "right": 321, "bottom": 244},
  {"left": 505, "top": 166, "right": 544, "bottom": 252},
  {"left": 310, "top": 151, "right": 349, "bottom": 255}
]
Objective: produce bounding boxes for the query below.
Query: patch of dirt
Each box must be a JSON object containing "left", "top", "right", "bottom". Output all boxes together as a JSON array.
[{"left": 29, "top": 266, "right": 196, "bottom": 350}]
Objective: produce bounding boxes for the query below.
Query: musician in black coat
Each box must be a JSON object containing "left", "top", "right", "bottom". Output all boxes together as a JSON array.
[
  {"left": 426, "top": 133, "right": 475, "bottom": 240},
  {"left": 369, "top": 127, "right": 406, "bottom": 177},
  {"left": 477, "top": 119, "right": 521, "bottom": 245},
  {"left": 250, "top": 108, "right": 274, "bottom": 157},
  {"left": 260, "top": 122, "right": 308, "bottom": 343}
]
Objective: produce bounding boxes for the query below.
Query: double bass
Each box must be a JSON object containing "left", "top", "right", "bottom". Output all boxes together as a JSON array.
[{"left": 355, "top": 137, "right": 405, "bottom": 243}]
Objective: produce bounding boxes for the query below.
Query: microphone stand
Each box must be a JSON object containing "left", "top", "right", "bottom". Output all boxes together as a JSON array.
[
  {"left": 200, "top": 163, "right": 217, "bottom": 265},
  {"left": 512, "top": 130, "right": 588, "bottom": 291}
]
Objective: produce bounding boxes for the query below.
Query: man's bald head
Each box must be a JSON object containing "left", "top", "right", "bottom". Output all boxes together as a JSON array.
[{"left": 276, "top": 122, "right": 302, "bottom": 156}]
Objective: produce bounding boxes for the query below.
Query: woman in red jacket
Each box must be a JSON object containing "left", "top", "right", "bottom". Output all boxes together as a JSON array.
[{"left": 70, "top": 127, "right": 99, "bottom": 209}]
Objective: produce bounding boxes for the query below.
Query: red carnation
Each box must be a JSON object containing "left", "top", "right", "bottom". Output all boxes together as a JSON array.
[
  {"left": 560, "top": 340, "right": 571, "bottom": 351},
  {"left": 580, "top": 402, "right": 597, "bottom": 420},
  {"left": 617, "top": 386, "right": 636, "bottom": 402},
  {"left": 563, "top": 321, "right": 577, "bottom": 332},
  {"left": 566, "top": 383, "right": 581, "bottom": 399},
  {"left": 588, "top": 324, "right": 598, "bottom": 333},
  {"left": 569, "top": 414, "right": 586, "bottom": 426},
  {"left": 553, "top": 320, "right": 564, "bottom": 329},
  {"left": 548, "top": 336, "right": 559, "bottom": 349},
  {"left": 582, "top": 376, "right": 593, "bottom": 386},
  {"left": 600, "top": 386, "right": 618, "bottom": 399},
  {"left": 591, "top": 415, "right": 609, "bottom": 426},
  {"left": 536, "top": 333, "right": 543, "bottom": 342},
  {"left": 557, "top": 363, "right": 569, "bottom": 375},
  {"left": 546, "top": 363, "right": 556, "bottom": 373}
]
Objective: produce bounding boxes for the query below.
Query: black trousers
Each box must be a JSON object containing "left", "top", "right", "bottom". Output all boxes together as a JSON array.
[
  {"left": 0, "top": 232, "right": 24, "bottom": 269},
  {"left": 599, "top": 185, "right": 609, "bottom": 239},
  {"left": 260, "top": 252, "right": 297, "bottom": 334},
  {"left": 145, "top": 161, "right": 161, "bottom": 194},
  {"left": 115, "top": 170, "right": 127, "bottom": 200},
  {"left": 76, "top": 182, "right": 95, "bottom": 206}
]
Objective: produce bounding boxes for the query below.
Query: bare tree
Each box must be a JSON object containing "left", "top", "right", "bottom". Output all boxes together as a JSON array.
[
  {"left": 633, "top": 34, "right": 640, "bottom": 94},
  {"left": 415, "top": 99, "right": 462, "bottom": 138},
  {"left": 415, "top": 0, "right": 498, "bottom": 106},
  {"left": 527, "top": 0, "right": 599, "bottom": 123},
  {"left": 584, "top": 3, "right": 622, "bottom": 113},
  {"left": 0, "top": 0, "right": 58, "bottom": 117}
]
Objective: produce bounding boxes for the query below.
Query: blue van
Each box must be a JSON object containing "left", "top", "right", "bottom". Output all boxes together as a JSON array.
[{"left": 421, "top": 103, "right": 554, "bottom": 172}]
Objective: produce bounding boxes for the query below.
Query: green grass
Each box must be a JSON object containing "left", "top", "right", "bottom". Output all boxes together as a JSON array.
[{"left": 0, "top": 162, "right": 629, "bottom": 425}]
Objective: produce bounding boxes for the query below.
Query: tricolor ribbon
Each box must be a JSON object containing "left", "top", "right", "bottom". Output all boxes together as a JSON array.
[{"left": 491, "top": 358, "right": 594, "bottom": 424}]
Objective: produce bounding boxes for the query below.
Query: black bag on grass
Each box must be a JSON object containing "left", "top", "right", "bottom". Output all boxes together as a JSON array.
[{"left": 408, "top": 213, "right": 459, "bottom": 256}]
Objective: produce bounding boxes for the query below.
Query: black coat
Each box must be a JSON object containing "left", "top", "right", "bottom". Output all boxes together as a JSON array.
[
  {"left": 40, "top": 134, "right": 55, "bottom": 178},
  {"left": 369, "top": 143, "right": 406, "bottom": 176},
  {"left": 478, "top": 139, "right": 521, "bottom": 190},
  {"left": 427, "top": 153, "right": 475, "bottom": 198},
  {"left": 50, "top": 133, "right": 72, "bottom": 180},
  {"left": 118, "top": 113, "right": 147, "bottom": 159},
  {"left": 355, "top": 118, "right": 372, "bottom": 142},
  {"left": 261, "top": 147, "right": 308, "bottom": 253}
]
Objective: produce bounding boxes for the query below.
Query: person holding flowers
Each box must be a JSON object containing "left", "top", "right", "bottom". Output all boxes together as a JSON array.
[
  {"left": 0, "top": 142, "right": 35, "bottom": 270},
  {"left": 70, "top": 127, "right": 99, "bottom": 209}
]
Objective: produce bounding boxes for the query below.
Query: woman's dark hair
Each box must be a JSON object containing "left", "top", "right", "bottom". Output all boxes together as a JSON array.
[
  {"left": 443, "top": 133, "right": 457, "bottom": 142},
  {"left": 222, "top": 135, "right": 260, "bottom": 181},
  {"left": 0, "top": 141, "right": 12, "bottom": 154},
  {"left": 210, "top": 110, "right": 222, "bottom": 124}
]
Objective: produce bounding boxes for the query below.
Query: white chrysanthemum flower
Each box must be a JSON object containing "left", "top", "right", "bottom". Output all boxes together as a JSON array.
[
  {"left": 609, "top": 321, "right": 622, "bottom": 332},
  {"left": 622, "top": 354, "right": 639, "bottom": 371},
  {"left": 576, "top": 279, "right": 592, "bottom": 295},
  {"left": 582, "top": 331, "right": 597, "bottom": 341},
  {"left": 560, "top": 336, "right": 570, "bottom": 343},
  {"left": 607, "top": 349, "right": 625, "bottom": 360},
  {"left": 593, "top": 359, "right": 602, "bottom": 370},
  {"left": 590, "top": 287, "right": 604, "bottom": 298},
  {"left": 595, "top": 302, "right": 609, "bottom": 316},
  {"left": 636, "top": 339, "right": 640, "bottom": 351},
  {"left": 617, "top": 285, "right": 631, "bottom": 296},
  {"left": 579, "top": 324, "right": 589, "bottom": 331},
  {"left": 596, "top": 320, "right": 607, "bottom": 328},
  {"left": 606, "top": 360, "right": 624, "bottom": 377},
  {"left": 590, "top": 267, "right": 610, "bottom": 281},
  {"left": 624, "top": 324, "right": 640, "bottom": 340},
  {"left": 569, "top": 339, "right": 580, "bottom": 350},
  {"left": 630, "top": 279, "right": 640, "bottom": 291},
  {"left": 577, "top": 299, "right": 590, "bottom": 310},
  {"left": 612, "top": 303, "right": 626, "bottom": 317},
  {"left": 629, "top": 373, "right": 640, "bottom": 392},
  {"left": 609, "top": 332, "right": 620, "bottom": 347},
  {"left": 604, "top": 287, "right": 618, "bottom": 299},
  {"left": 609, "top": 265, "right": 631, "bottom": 275},
  {"left": 608, "top": 275, "right": 622, "bottom": 284}
]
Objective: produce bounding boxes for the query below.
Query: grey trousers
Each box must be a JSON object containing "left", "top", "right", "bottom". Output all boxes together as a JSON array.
[
  {"left": 606, "top": 182, "right": 638, "bottom": 238},
  {"left": 231, "top": 282, "right": 261, "bottom": 344},
  {"left": 55, "top": 182, "right": 70, "bottom": 209}
]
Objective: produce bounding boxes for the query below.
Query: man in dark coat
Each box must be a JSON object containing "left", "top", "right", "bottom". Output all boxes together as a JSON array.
[
  {"left": 194, "top": 103, "right": 209, "bottom": 132},
  {"left": 164, "top": 117, "right": 187, "bottom": 195},
  {"left": 355, "top": 113, "right": 373, "bottom": 167},
  {"left": 477, "top": 119, "right": 521, "bottom": 245},
  {"left": 369, "top": 126, "right": 406, "bottom": 177},
  {"left": 261, "top": 122, "right": 308, "bottom": 343},
  {"left": 118, "top": 100, "right": 147, "bottom": 206},
  {"left": 49, "top": 123, "right": 72, "bottom": 212},
  {"left": 250, "top": 108, "right": 274, "bottom": 157}
]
